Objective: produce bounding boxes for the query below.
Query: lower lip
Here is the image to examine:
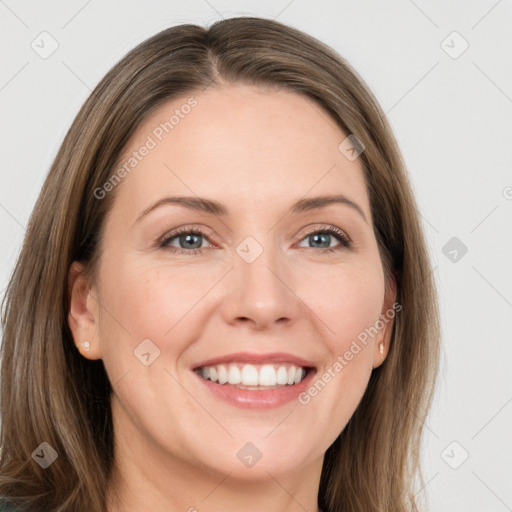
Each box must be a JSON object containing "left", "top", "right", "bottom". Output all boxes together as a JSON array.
[{"left": 193, "top": 369, "right": 316, "bottom": 409}]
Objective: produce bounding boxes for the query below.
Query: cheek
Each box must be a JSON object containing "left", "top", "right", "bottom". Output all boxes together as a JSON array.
[
  {"left": 300, "top": 264, "right": 384, "bottom": 404},
  {"left": 300, "top": 260, "right": 385, "bottom": 355},
  {"left": 96, "top": 256, "right": 218, "bottom": 357},
  {"left": 294, "top": 266, "right": 384, "bottom": 444},
  {"left": 338, "top": 280, "right": 382, "bottom": 347}
]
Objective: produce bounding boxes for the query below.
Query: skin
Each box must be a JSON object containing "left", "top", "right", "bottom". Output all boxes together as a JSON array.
[{"left": 68, "top": 83, "right": 396, "bottom": 512}]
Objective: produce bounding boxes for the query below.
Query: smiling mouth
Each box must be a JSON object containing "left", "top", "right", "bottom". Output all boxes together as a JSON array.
[{"left": 194, "top": 362, "right": 312, "bottom": 390}]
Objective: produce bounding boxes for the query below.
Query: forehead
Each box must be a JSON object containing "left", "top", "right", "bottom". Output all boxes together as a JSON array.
[{"left": 111, "top": 84, "right": 370, "bottom": 221}]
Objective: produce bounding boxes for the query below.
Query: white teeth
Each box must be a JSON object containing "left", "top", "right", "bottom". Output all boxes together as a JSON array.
[
  {"left": 197, "top": 362, "right": 308, "bottom": 387},
  {"left": 227, "top": 365, "right": 241, "bottom": 384},
  {"left": 276, "top": 366, "right": 288, "bottom": 385},
  {"left": 241, "top": 364, "right": 259, "bottom": 386},
  {"left": 218, "top": 364, "right": 228, "bottom": 385},
  {"left": 287, "top": 366, "right": 296, "bottom": 385},
  {"left": 258, "top": 364, "right": 276, "bottom": 386}
]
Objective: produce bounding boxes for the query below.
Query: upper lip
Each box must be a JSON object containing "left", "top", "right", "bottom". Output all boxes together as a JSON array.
[{"left": 191, "top": 351, "right": 316, "bottom": 370}]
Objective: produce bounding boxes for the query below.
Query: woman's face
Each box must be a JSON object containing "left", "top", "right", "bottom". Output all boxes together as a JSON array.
[{"left": 70, "top": 84, "right": 395, "bottom": 480}]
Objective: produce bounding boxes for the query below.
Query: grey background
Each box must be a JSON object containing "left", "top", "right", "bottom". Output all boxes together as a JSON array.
[{"left": 1, "top": 1, "right": 511, "bottom": 510}]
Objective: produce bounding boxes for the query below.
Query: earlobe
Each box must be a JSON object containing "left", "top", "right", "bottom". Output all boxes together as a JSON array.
[
  {"left": 67, "top": 261, "right": 102, "bottom": 360},
  {"left": 373, "top": 339, "right": 388, "bottom": 369},
  {"left": 372, "top": 272, "right": 398, "bottom": 368}
]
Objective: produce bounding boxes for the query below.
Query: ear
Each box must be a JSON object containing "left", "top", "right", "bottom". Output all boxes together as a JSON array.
[
  {"left": 67, "top": 261, "right": 102, "bottom": 360},
  {"left": 372, "top": 271, "right": 398, "bottom": 369}
]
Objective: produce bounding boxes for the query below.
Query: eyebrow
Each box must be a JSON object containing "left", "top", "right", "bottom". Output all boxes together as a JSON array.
[{"left": 135, "top": 194, "right": 368, "bottom": 224}]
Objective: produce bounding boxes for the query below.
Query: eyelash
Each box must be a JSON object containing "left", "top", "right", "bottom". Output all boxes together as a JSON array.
[{"left": 158, "top": 225, "right": 351, "bottom": 256}]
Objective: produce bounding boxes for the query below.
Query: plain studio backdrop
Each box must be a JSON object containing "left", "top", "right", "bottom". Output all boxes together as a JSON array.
[{"left": 0, "top": 1, "right": 511, "bottom": 511}]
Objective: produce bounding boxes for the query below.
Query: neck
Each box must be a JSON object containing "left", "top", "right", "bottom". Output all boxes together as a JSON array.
[{"left": 106, "top": 458, "right": 323, "bottom": 512}]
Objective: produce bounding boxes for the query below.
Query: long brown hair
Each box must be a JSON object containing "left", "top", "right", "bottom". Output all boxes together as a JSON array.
[{"left": 0, "top": 16, "right": 440, "bottom": 511}]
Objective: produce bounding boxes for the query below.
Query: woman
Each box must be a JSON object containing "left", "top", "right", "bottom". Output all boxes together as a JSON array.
[{"left": 0, "top": 16, "right": 440, "bottom": 512}]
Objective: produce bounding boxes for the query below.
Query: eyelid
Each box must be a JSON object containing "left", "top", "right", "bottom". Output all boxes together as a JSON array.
[
  {"left": 158, "top": 224, "right": 217, "bottom": 246},
  {"left": 299, "top": 224, "right": 351, "bottom": 243}
]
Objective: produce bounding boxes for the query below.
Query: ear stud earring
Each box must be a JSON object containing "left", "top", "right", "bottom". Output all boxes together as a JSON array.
[
  {"left": 378, "top": 342, "right": 384, "bottom": 355},
  {"left": 76, "top": 341, "right": 90, "bottom": 351}
]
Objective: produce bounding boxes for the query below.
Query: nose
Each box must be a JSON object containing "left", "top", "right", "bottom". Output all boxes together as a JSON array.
[{"left": 219, "top": 239, "right": 301, "bottom": 330}]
